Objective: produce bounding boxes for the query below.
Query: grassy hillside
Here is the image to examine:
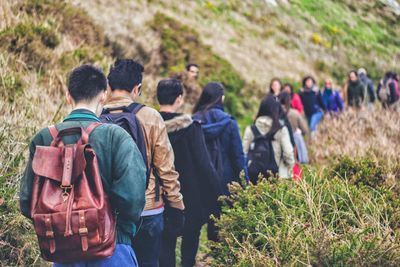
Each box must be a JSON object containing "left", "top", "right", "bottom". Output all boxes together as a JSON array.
[{"left": 1, "top": 0, "right": 400, "bottom": 265}]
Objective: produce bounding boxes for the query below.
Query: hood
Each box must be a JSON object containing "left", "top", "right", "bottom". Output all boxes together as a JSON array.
[
  {"left": 163, "top": 113, "right": 193, "bottom": 133},
  {"left": 193, "top": 108, "right": 232, "bottom": 140},
  {"left": 254, "top": 116, "right": 273, "bottom": 135}
]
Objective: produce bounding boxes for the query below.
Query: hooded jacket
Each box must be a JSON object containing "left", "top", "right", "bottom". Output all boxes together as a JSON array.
[
  {"left": 160, "top": 112, "right": 220, "bottom": 223},
  {"left": 243, "top": 116, "right": 295, "bottom": 179},
  {"left": 359, "top": 73, "right": 376, "bottom": 103},
  {"left": 192, "top": 107, "right": 245, "bottom": 196},
  {"left": 104, "top": 95, "right": 184, "bottom": 213}
]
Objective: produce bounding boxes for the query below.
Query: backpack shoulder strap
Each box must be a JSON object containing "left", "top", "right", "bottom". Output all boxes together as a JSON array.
[
  {"left": 48, "top": 125, "right": 59, "bottom": 140},
  {"left": 250, "top": 124, "right": 262, "bottom": 138},
  {"left": 126, "top": 103, "right": 145, "bottom": 114},
  {"left": 81, "top": 123, "right": 101, "bottom": 144},
  {"left": 85, "top": 122, "right": 102, "bottom": 136}
]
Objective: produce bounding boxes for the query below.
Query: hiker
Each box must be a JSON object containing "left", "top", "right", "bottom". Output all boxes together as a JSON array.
[
  {"left": 279, "top": 92, "right": 309, "bottom": 164},
  {"left": 377, "top": 71, "right": 399, "bottom": 110},
  {"left": 267, "top": 78, "right": 295, "bottom": 146},
  {"left": 19, "top": 64, "right": 147, "bottom": 266},
  {"left": 157, "top": 78, "right": 221, "bottom": 267},
  {"left": 299, "top": 76, "right": 325, "bottom": 139},
  {"left": 283, "top": 83, "right": 304, "bottom": 114},
  {"left": 172, "top": 63, "right": 202, "bottom": 111},
  {"left": 192, "top": 82, "right": 245, "bottom": 241},
  {"left": 103, "top": 59, "right": 185, "bottom": 267},
  {"left": 269, "top": 77, "right": 282, "bottom": 97},
  {"left": 322, "top": 78, "right": 344, "bottom": 117},
  {"left": 243, "top": 95, "right": 295, "bottom": 182},
  {"left": 346, "top": 71, "right": 365, "bottom": 109},
  {"left": 358, "top": 68, "right": 376, "bottom": 109}
]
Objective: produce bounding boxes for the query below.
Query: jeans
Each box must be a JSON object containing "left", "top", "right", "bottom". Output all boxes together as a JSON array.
[
  {"left": 53, "top": 244, "right": 138, "bottom": 267},
  {"left": 132, "top": 213, "right": 164, "bottom": 267},
  {"left": 293, "top": 133, "right": 309, "bottom": 164},
  {"left": 308, "top": 111, "right": 323, "bottom": 132},
  {"left": 160, "top": 218, "right": 203, "bottom": 267}
]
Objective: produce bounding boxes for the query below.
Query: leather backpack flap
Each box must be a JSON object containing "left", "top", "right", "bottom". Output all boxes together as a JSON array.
[{"left": 32, "top": 145, "right": 88, "bottom": 184}]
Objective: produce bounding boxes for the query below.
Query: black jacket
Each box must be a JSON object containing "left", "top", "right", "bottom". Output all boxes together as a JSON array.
[
  {"left": 160, "top": 112, "right": 221, "bottom": 224},
  {"left": 299, "top": 89, "right": 326, "bottom": 120},
  {"left": 347, "top": 80, "right": 365, "bottom": 108}
]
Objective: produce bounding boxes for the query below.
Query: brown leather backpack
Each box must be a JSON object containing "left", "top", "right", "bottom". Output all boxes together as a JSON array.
[{"left": 30, "top": 123, "right": 116, "bottom": 263}]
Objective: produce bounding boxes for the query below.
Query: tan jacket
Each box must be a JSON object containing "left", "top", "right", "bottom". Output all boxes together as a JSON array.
[
  {"left": 104, "top": 95, "right": 184, "bottom": 211},
  {"left": 287, "top": 108, "right": 309, "bottom": 136},
  {"left": 243, "top": 116, "right": 295, "bottom": 179}
]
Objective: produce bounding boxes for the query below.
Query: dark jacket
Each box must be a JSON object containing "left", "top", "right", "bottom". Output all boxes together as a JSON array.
[
  {"left": 160, "top": 112, "right": 220, "bottom": 223},
  {"left": 377, "top": 79, "right": 399, "bottom": 104},
  {"left": 347, "top": 80, "right": 365, "bottom": 108},
  {"left": 359, "top": 73, "right": 376, "bottom": 103},
  {"left": 192, "top": 106, "right": 245, "bottom": 196},
  {"left": 19, "top": 109, "right": 147, "bottom": 245},
  {"left": 299, "top": 89, "right": 325, "bottom": 120}
]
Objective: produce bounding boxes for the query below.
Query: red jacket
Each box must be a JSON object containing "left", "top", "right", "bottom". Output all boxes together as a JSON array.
[{"left": 291, "top": 93, "right": 304, "bottom": 114}]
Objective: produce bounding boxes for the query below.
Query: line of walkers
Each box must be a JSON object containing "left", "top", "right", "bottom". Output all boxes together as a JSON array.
[
  {"left": 19, "top": 60, "right": 244, "bottom": 267},
  {"left": 19, "top": 60, "right": 400, "bottom": 267}
]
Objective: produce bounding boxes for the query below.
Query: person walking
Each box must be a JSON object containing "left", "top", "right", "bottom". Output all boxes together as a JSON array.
[
  {"left": 104, "top": 59, "right": 185, "bottom": 267},
  {"left": 346, "top": 71, "right": 365, "bottom": 109},
  {"left": 279, "top": 92, "right": 309, "bottom": 164},
  {"left": 157, "top": 78, "right": 220, "bottom": 267},
  {"left": 322, "top": 78, "right": 344, "bottom": 117},
  {"left": 20, "top": 65, "right": 147, "bottom": 266},
  {"left": 299, "top": 76, "right": 325, "bottom": 139},
  {"left": 192, "top": 81, "right": 245, "bottom": 241},
  {"left": 243, "top": 95, "right": 295, "bottom": 181}
]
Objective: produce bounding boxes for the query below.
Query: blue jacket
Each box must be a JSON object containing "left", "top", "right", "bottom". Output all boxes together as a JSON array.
[
  {"left": 322, "top": 88, "right": 344, "bottom": 113},
  {"left": 193, "top": 107, "right": 245, "bottom": 195}
]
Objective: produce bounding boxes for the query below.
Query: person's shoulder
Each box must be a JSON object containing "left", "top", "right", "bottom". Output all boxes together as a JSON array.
[
  {"left": 137, "top": 106, "right": 163, "bottom": 122},
  {"left": 93, "top": 123, "right": 132, "bottom": 142}
]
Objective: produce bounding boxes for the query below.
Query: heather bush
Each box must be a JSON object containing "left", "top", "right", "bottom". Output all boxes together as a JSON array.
[{"left": 211, "top": 168, "right": 400, "bottom": 266}]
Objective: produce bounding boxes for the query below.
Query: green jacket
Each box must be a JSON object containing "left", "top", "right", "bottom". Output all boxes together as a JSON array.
[{"left": 19, "top": 109, "right": 146, "bottom": 245}]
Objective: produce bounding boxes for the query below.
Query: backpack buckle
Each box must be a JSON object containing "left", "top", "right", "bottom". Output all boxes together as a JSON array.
[{"left": 60, "top": 185, "right": 72, "bottom": 202}]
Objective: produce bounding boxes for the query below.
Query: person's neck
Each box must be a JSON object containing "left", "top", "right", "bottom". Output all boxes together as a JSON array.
[
  {"left": 111, "top": 89, "right": 135, "bottom": 100},
  {"left": 159, "top": 105, "right": 179, "bottom": 113},
  {"left": 72, "top": 103, "right": 97, "bottom": 114}
]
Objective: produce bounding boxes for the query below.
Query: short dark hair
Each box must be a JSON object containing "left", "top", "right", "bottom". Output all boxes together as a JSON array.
[
  {"left": 108, "top": 59, "right": 144, "bottom": 92},
  {"left": 67, "top": 64, "right": 107, "bottom": 102},
  {"left": 302, "top": 75, "right": 316, "bottom": 88},
  {"left": 186, "top": 63, "right": 199, "bottom": 71},
  {"left": 157, "top": 78, "right": 183, "bottom": 105}
]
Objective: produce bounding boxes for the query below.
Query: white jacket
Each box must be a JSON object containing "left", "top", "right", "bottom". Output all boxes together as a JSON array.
[{"left": 243, "top": 116, "right": 295, "bottom": 179}]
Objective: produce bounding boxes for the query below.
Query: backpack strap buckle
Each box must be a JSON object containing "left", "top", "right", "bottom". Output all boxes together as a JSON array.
[
  {"left": 78, "top": 210, "right": 89, "bottom": 252},
  {"left": 44, "top": 215, "right": 56, "bottom": 254}
]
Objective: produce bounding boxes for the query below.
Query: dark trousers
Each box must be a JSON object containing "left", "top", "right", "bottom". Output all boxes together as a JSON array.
[
  {"left": 132, "top": 213, "right": 164, "bottom": 267},
  {"left": 160, "top": 219, "right": 203, "bottom": 267}
]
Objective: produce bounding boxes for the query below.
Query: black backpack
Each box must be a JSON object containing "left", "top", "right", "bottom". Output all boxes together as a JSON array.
[
  {"left": 100, "top": 103, "right": 150, "bottom": 187},
  {"left": 247, "top": 125, "right": 279, "bottom": 184}
]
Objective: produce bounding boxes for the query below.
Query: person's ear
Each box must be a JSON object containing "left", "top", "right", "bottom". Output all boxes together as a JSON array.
[
  {"left": 99, "top": 90, "right": 107, "bottom": 104},
  {"left": 222, "top": 95, "right": 225, "bottom": 103},
  {"left": 177, "top": 94, "right": 184, "bottom": 106},
  {"left": 65, "top": 90, "right": 73, "bottom": 106}
]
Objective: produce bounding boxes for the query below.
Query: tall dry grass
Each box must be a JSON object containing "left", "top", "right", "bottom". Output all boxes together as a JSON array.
[{"left": 310, "top": 109, "right": 400, "bottom": 165}]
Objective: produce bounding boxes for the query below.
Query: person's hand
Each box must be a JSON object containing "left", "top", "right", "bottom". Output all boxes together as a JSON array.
[{"left": 164, "top": 206, "right": 185, "bottom": 237}]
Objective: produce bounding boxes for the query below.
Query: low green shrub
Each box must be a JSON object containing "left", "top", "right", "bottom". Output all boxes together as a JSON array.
[
  {"left": 211, "top": 168, "right": 400, "bottom": 266},
  {"left": 0, "top": 22, "right": 59, "bottom": 69}
]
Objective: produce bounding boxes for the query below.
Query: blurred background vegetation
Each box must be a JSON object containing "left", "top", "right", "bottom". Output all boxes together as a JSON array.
[{"left": 0, "top": 0, "right": 400, "bottom": 266}]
